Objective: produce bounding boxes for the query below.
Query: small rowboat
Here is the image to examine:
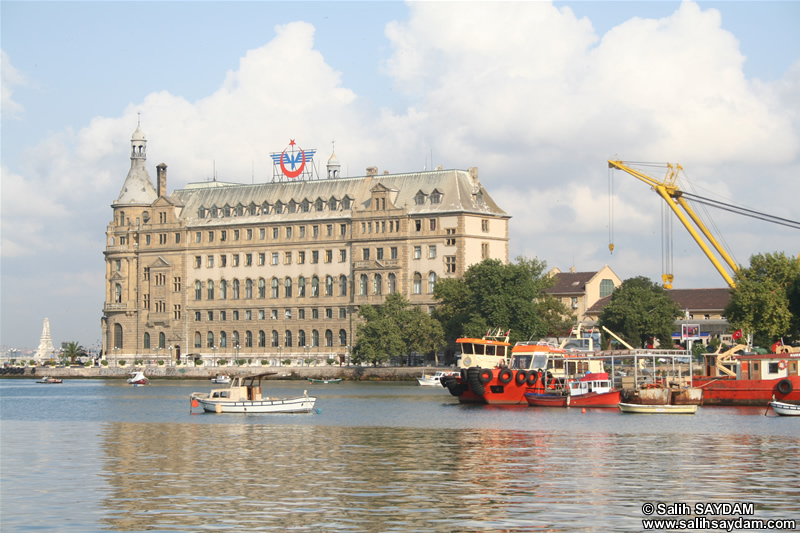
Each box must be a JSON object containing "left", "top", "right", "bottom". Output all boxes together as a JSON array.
[
  {"left": 36, "top": 376, "right": 63, "bottom": 384},
  {"left": 618, "top": 402, "right": 697, "bottom": 414},
  {"left": 769, "top": 400, "right": 800, "bottom": 416},
  {"left": 308, "top": 378, "right": 342, "bottom": 384}
]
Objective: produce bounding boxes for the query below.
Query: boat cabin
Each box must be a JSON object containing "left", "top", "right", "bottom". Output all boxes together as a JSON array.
[
  {"left": 713, "top": 354, "right": 800, "bottom": 380},
  {"left": 456, "top": 329, "right": 512, "bottom": 369},
  {"left": 568, "top": 372, "right": 613, "bottom": 396},
  {"left": 511, "top": 342, "right": 604, "bottom": 379},
  {"left": 208, "top": 373, "right": 275, "bottom": 402}
]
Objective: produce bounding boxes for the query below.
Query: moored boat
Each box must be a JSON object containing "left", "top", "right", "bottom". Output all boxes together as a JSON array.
[
  {"left": 308, "top": 378, "right": 342, "bottom": 384},
  {"left": 127, "top": 371, "right": 149, "bottom": 385},
  {"left": 525, "top": 372, "right": 620, "bottom": 408},
  {"left": 417, "top": 371, "right": 459, "bottom": 386},
  {"left": 190, "top": 373, "right": 316, "bottom": 413},
  {"left": 769, "top": 400, "right": 800, "bottom": 416},
  {"left": 36, "top": 376, "right": 63, "bottom": 384},
  {"left": 618, "top": 402, "right": 698, "bottom": 414},
  {"left": 693, "top": 347, "right": 800, "bottom": 405},
  {"left": 211, "top": 374, "right": 231, "bottom": 384}
]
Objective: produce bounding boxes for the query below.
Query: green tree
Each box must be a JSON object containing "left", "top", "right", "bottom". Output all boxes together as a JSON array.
[
  {"left": 432, "top": 257, "right": 574, "bottom": 345},
  {"left": 352, "top": 293, "right": 445, "bottom": 366},
  {"left": 61, "top": 341, "right": 86, "bottom": 364},
  {"left": 725, "top": 252, "right": 800, "bottom": 347},
  {"left": 598, "top": 276, "right": 682, "bottom": 348}
]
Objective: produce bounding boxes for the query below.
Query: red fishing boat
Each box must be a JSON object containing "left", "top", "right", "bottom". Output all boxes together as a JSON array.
[
  {"left": 693, "top": 346, "right": 800, "bottom": 405},
  {"left": 525, "top": 372, "right": 620, "bottom": 408}
]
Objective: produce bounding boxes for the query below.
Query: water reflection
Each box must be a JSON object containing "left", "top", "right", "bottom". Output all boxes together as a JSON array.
[{"left": 97, "top": 422, "right": 799, "bottom": 532}]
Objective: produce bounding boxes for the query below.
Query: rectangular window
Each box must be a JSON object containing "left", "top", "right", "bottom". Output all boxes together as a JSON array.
[
  {"left": 271, "top": 309, "right": 278, "bottom": 320},
  {"left": 246, "top": 310, "right": 252, "bottom": 320},
  {"left": 340, "top": 223, "right": 347, "bottom": 236},
  {"left": 220, "top": 230, "right": 227, "bottom": 242},
  {"left": 195, "top": 311, "right": 201, "bottom": 321},
  {"left": 232, "top": 254, "right": 240, "bottom": 267},
  {"left": 173, "top": 277, "right": 181, "bottom": 292},
  {"left": 481, "top": 219, "right": 489, "bottom": 232},
  {"left": 260, "top": 228, "right": 266, "bottom": 240},
  {"left": 376, "top": 248, "right": 384, "bottom": 260},
  {"left": 414, "top": 246, "right": 421, "bottom": 259},
  {"left": 272, "top": 253, "right": 279, "bottom": 265},
  {"left": 207, "top": 311, "right": 214, "bottom": 321},
  {"left": 298, "top": 251, "right": 306, "bottom": 264},
  {"left": 325, "top": 250, "right": 332, "bottom": 263},
  {"left": 233, "top": 230, "right": 240, "bottom": 241},
  {"left": 362, "top": 248, "right": 370, "bottom": 260},
  {"left": 220, "top": 255, "right": 227, "bottom": 267},
  {"left": 143, "top": 267, "right": 150, "bottom": 281},
  {"left": 326, "top": 308, "right": 333, "bottom": 319},
  {"left": 299, "top": 226, "right": 306, "bottom": 238},
  {"left": 428, "top": 245, "right": 436, "bottom": 259},
  {"left": 194, "top": 256, "right": 202, "bottom": 268},
  {"left": 286, "top": 227, "right": 293, "bottom": 239},
  {"left": 258, "top": 253, "right": 265, "bottom": 266},
  {"left": 340, "top": 249, "right": 347, "bottom": 262},
  {"left": 175, "top": 233, "right": 181, "bottom": 244},
  {"left": 233, "top": 311, "right": 239, "bottom": 321},
  {"left": 298, "top": 308, "right": 305, "bottom": 320},
  {"left": 208, "top": 231, "right": 214, "bottom": 242},
  {"left": 415, "top": 220, "right": 421, "bottom": 231},
  {"left": 339, "top": 308, "right": 347, "bottom": 319},
  {"left": 312, "top": 308, "right": 319, "bottom": 319},
  {"left": 312, "top": 251, "right": 319, "bottom": 264},
  {"left": 284, "top": 251, "right": 292, "bottom": 265},
  {"left": 207, "top": 255, "right": 214, "bottom": 268},
  {"left": 195, "top": 231, "right": 202, "bottom": 243},
  {"left": 391, "top": 247, "right": 398, "bottom": 260},
  {"left": 245, "top": 254, "right": 252, "bottom": 266},
  {"left": 312, "top": 225, "right": 319, "bottom": 238},
  {"left": 446, "top": 256, "right": 457, "bottom": 273},
  {"left": 220, "top": 310, "right": 226, "bottom": 321},
  {"left": 159, "top": 233, "right": 167, "bottom": 244},
  {"left": 326, "top": 224, "right": 333, "bottom": 236},
  {"left": 259, "top": 310, "right": 265, "bottom": 320},
  {"left": 429, "top": 219, "right": 436, "bottom": 231},
  {"left": 272, "top": 227, "right": 279, "bottom": 239},
  {"left": 481, "top": 243, "right": 489, "bottom": 259},
  {"left": 145, "top": 234, "right": 151, "bottom": 245},
  {"left": 285, "top": 309, "right": 292, "bottom": 319},
  {"left": 246, "top": 229, "right": 252, "bottom": 240},
  {"left": 173, "top": 305, "right": 181, "bottom": 320}
]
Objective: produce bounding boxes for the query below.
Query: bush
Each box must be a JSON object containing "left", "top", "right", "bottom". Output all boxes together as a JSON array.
[
  {"left": 118, "top": 360, "right": 126, "bottom": 366},
  {"left": 326, "top": 358, "right": 336, "bottom": 366},
  {"left": 195, "top": 358, "right": 203, "bottom": 365},
  {"left": 135, "top": 359, "right": 143, "bottom": 365},
  {"left": 218, "top": 358, "right": 227, "bottom": 366},
  {"left": 101, "top": 360, "right": 108, "bottom": 366},
  {"left": 236, "top": 359, "right": 247, "bottom": 366},
  {"left": 261, "top": 359, "right": 268, "bottom": 365},
  {"left": 157, "top": 360, "right": 164, "bottom": 366},
  {"left": 282, "top": 359, "right": 292, "bottom": 366}
]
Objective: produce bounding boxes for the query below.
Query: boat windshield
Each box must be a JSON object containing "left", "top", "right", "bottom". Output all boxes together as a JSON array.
[
  {"left": 461, "top": 343, "right": 473, "bottom": 355},
  {"left": 511, "top": 355, "right": 532, "bottom": 370}
]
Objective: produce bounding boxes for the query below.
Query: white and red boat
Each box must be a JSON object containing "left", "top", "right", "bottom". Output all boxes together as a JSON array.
[
  {"left": 693, "top": 346, "right": 799, "bottom": 405},
  {"left": 127, "top": 371, "right": 149, "bottom": 385},
  {"left": 525, "top": 372, "right": 620, "bottom": 408}
]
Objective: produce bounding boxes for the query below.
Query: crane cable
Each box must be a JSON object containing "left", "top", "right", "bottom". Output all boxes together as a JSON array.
[{"left": 608, "top": 167, "right": 615, "bottom": 253}]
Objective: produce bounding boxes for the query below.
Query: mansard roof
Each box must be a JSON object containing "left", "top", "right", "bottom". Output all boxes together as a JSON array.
[{"left": 171, "top": 169, "right": 507, "bottom": 226}]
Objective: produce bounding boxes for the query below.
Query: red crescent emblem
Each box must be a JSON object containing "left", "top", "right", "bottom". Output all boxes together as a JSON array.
[{"left": 280, "top": 149, "right": 306, "bottom": 179}]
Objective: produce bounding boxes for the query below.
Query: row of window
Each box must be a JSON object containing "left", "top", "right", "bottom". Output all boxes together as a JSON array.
[
  {"left": 189, "top": 329, "right": 348, "bottom": 349},
  {"left": 198, "top": 196, "right": 355, "bottom": 219},
  {"left": 194, "top": 307, "right": 348, "bottom": 322}
]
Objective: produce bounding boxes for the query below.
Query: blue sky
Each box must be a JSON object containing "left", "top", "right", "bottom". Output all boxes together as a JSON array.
[{"left": 2, "top": 1, "right": 799, "bottom": 350}]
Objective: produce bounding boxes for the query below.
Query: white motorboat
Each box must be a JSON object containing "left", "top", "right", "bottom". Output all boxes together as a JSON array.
[
  {"left": 417, "top": 371, "right": 459, "bottom": 386},
  {"left": 211, "top": 374, "right": 231, "bottom": 384},
  {"left": 618, "top": 402, "right": 697, "bottom": 414},
  {"left": 769, "top": 400, "right": 800, "bottom": 416},
  {"left": 190, "top": 373, "right": 316, "bottom": 414},
  {"left": 127, "top": 371, "right": 149, "bottom": 385}
]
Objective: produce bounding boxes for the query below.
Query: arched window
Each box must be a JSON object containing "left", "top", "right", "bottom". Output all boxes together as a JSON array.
[
  {"left": 325, "top": 329, "right": 333, "bottom": 347},
  {"left": 311, "top": 276, "right": 319, "bottom": 297},
  {"left": 194, "top": 332, "right": 201, "bottom": 348},
  {"left": 271, "top": 277, "right": 279, "bottom": 298},
  {"left": 245, "top": 278, "right": 253, "bottom": 299},
  {"left": 143, "top": 332, "right": 151, "bottom": 349},
  {"left": 194, "top": 281, "right": 202, "bottom": 300},
  {"left": 220, "top": 331, "right": 227, "bottom": 348},
  {"left": 413, "top": 273, "right": 422, "bottom": 294},
  {"left": 259, "top": 330, "right": 266, "bottom": 348},
  {"left": 220, "top": 279, "right": 227, "bottom": 300},
  {"left": 428, "top": 272, "right": 437, "bottom": 294},
  {"left": 298, "top": 276, "right": 306, "bottom": 297},
  {"left": 271, "top": 330, "right": 279, "bottom": 348},
  {"left": 298, "top": 330, "right": 306, "bottom": 347},
  {"left": 312, "top": 329, "right": 320, "bottom": 347},
  {"left": 388, "top": 273, "right": 397, "bottom": 294},
  {"left": 285, "top": 330, "right": 293, "bottom": 347},
  {"left": 325, "top": 275, "right": 333, "bottom": 296},
  {"left": 258, "top": 278, "right": 266, "bottom": 298},
  {"left": 373, "top": 274, "right": 382, "bottom": 295},
  {"left": 159, "top": 332, "right": 165, "bottom": 349},
  {"left": 285, "top": 277, "right": 293, "bottom": 298},
  {"left": 207, "top": 331, "right": 214, "bottom": 348},
  {"left": 207, "top": 280, "right": 214, "bottom": 300},
  {"left": 232, "top": 331, "right": 240, "bottom": 348},
  {"left": 359, "top": 274, "right": 368, "bottom": 295},
  {"left": 339, "top": 275, "right": 348, "bottom": 296},
  {"left": 232, "top": 279, "right": 240, "bottom": 299},
  {"left": 339, "top": 329, "right": 347, "bottom": 346},
  {"left": 245, "top": 330, "right": 252, "bottom": 348},
  {"left": 113, "top": 323, "right": 123, "bottom": 349},
  {"left": 115, "top": 283, "right": 122, "bottom": 303}
]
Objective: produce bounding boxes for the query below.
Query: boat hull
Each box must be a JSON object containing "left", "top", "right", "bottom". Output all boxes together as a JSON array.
[
  {"left": 309, "top": 379, "right": 342, "bottom": 384},
  {"left": 769, "top": 401, "right": 800, "bottom": 416},
  {"left": 618, "top": 402, "right": 697, "bottom": 414},
  {"left": 194, "top": 395, "right": 316, "bottom": 414},
  {"left": 525, "top": 390, "right": 620, "bottom": 408},
  {"left": 693, "top": 375, "right": 800, "bottom": 406}
]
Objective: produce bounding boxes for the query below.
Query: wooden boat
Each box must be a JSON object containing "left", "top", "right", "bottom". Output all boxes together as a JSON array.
[
  {"left": 618, "top": 402, "right": 698, "bottom": 414},
  {"left": 417, "top": 371, "right": 459, "bottom": 386},
  {"left": 36, "top": 376, "right": 63, "bottom": 384},
  {"left": 127, "top": 371, "right": 149, "bottom": 385},
  {"left": 211, "top": 374, "right": 231, "bottom": 384},
  {"left": 693, "top": 347, "right": 800, "bottom": 405},
  {"left": 190, "top": 373, "right": 316, "bottom": 413},
  {"left": 525, "top": 372, "right": 620, "bottom": 407},
  {"left": 769, "top": 400, "right": 800, "bottom": 416},
  {"left": 308, "top": 378, "right": 342, "bottom": 384}
]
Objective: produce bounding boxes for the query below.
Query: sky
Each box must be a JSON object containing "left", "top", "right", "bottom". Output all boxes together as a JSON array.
[{"left": 2, "top": 1, "right": 799, "bottom": 351}]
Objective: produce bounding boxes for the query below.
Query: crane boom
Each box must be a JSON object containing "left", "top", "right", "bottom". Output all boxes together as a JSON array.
[{"left": 608, "top": 160, "right": 738, "bottom": 288}]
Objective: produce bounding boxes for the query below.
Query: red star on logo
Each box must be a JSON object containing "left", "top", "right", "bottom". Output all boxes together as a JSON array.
[{"left": 289, "top": 139, "right": 296, "bottom": 146}]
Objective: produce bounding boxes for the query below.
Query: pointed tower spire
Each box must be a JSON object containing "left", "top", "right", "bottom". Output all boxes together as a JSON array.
[
  {"left": 327, "top": 140, "right": 341, "bottom": 179},
  {"left": 34, "top": 318, "right": 56, "bottom": 361},
  {"left": 115, "top": 123, "right": 157, "bottom": 205}
]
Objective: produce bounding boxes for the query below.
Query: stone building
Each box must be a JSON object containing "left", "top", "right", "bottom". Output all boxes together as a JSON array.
[
  {"left": 102, "top": 127, "right": 509, "bottom": 365},
  {"left": 544, "top": 266, "right": 622, "bottom": 323}
]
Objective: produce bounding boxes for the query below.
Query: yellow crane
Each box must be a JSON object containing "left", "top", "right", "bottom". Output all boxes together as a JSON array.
[{"left": 608, "top": 160, "right": 738, "bottom": 289}]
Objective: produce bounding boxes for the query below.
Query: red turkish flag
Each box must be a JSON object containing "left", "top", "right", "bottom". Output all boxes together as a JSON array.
[{"left": 732, "top": 329, "right": 743, "bottom": 340}]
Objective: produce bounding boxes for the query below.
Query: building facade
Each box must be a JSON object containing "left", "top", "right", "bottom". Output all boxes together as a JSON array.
[
  {"left": 545, "top": 266, "right": 622, "bottom": 323},
  {"left": 102, "top": 127, "right": 510, "bottom": 365}
]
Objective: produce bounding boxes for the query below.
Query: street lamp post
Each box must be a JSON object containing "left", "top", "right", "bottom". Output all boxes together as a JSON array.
[
  {"left": 168, "top": 345, "right": 174, "bottom": 366},
  {"left": 154, "top": 346, "right": 160, "bottom": 365},
  {"left": 212, "top": 346, "right": 217, "bottom": 367},
  {"left": 113, "top": 346, "right": 119, "bottom": 368},
  {"left": 235, "top": 344, "right": 240, "bottom": 365}
]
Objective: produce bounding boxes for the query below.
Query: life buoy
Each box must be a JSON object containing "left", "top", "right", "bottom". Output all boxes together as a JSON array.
[
  {"left": 515, "top": 370, "right": 528, "bottom": 386},
  {"left": 778, "top": 360, "right": 787, "bottom": 370},
  {"left": 527, "top": 370, "right": 538, "bottom": 386},
  {"left": 498, "top": 367, "right": 513, "bottom": 385},
  {"left": 776, "top": 379, "right": 793, "bottom": 395},
  {"left": 478, "top": 368, "right": 493, "bottom": 384}
]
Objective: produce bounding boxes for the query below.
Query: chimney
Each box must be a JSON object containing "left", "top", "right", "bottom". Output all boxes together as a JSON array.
[
  {"left": 156, "top": 163, "right": 167, "bottom": 198},
  {"left": 366, "top": 166, "right": 378, "bottom": 177}
]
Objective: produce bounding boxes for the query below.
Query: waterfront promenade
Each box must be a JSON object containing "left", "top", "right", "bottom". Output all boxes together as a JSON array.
[{"left": 0, "top": 364, "right": 447, "bottom": 381}]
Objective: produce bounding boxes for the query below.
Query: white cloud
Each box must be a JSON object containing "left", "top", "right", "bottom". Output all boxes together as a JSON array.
[{"left": 0, "top": 50, "right": 27, "bottom": 118}]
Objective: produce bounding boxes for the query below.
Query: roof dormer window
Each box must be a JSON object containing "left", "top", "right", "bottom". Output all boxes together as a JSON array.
[
  {"left": 430, "top": 189, "right": 442, "bottom": 204},
  {"left": 414, "top": 191, "right": 427, "bottom": 206}
]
